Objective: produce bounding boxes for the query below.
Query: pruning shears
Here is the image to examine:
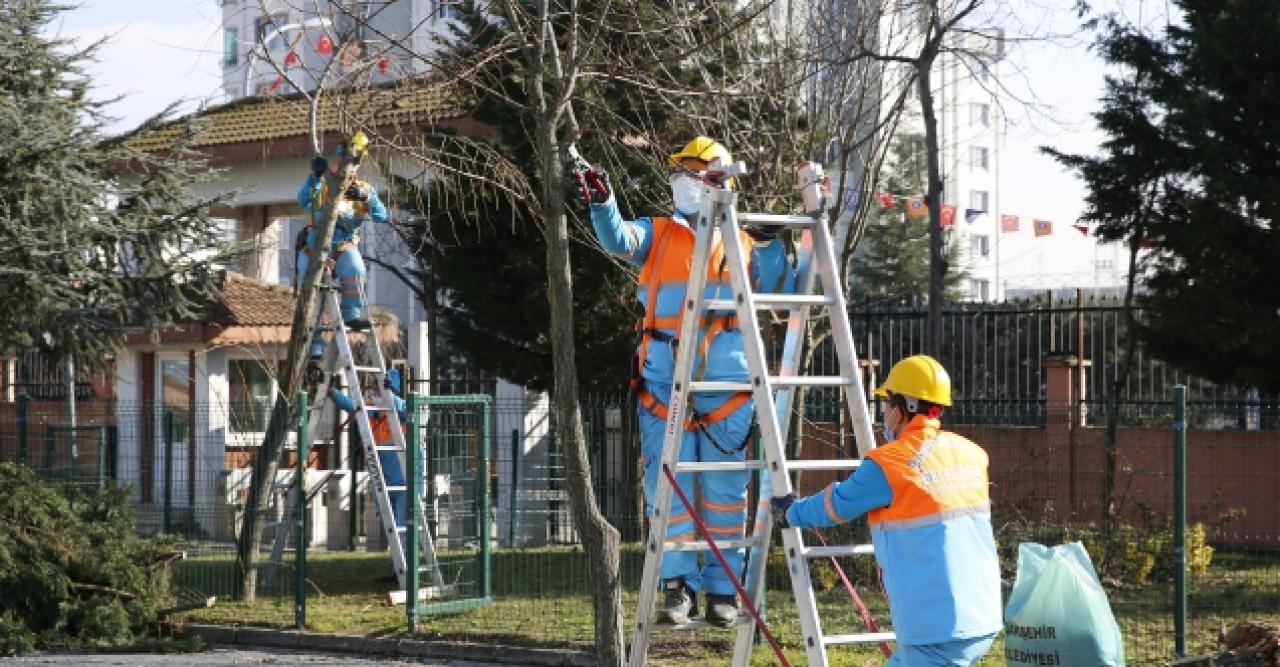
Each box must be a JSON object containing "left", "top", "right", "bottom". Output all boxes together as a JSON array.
[{"left": 568, "top": 144, "right": 610, "bottom": 205}]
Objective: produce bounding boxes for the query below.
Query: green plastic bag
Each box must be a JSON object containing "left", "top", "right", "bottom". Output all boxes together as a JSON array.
[{"left": 1004, "top": 542, "right": 1125, "bottom": 666}]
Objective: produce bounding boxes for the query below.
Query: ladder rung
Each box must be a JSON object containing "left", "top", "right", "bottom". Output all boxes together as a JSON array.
[
  {"left": 675, "top": 461, "right": 765, "bottom": 472},
  {"left": 801, "top": 544, "right": 875, "bottom": 558},
  {"left": 703, "top": 294, "right": 834, "bottom": 310},
  {"left": 664, "top": 537, "right": 758, "bottom": 552},
  {"left": 772, "top": 376, "right": 852, "bottom": 387},
  {"left": 385, "top": 485, "right": 407, "bottom": 492},
  {"left": 688, "top": 376, "right": 851, "bottom": 392},
  {"left": 788, "top": 460, "right": 862, "bottom": 471},
  {"left": 823, "top": 632, "right": 897, "bottom": 646},
  {"left": 374, "top": 445, "right": 400, "bottom": 452},
  {"left": 739, "top": 213, "right": 817, "bottom": 227},
  {"left": 354, "top": 366, "right": 382, "bottom": 373}
]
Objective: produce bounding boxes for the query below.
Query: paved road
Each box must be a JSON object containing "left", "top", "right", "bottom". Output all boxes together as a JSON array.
[{"left": 7, "top": 648, "right": 505, "bottom": 666}]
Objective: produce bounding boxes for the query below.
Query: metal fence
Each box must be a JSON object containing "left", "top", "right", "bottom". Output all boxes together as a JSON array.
[{"left": 1, "top": 391, "right": 1277, "bottom": 664}]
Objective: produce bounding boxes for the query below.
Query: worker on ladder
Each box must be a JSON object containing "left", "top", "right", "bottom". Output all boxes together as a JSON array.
[
  {"left": 330, "top": 369, "right": 421, "bottom": 531},
  {"left": 582, "top": 136, "right": 795, "bottom": 628},
  {"left": 772, "top": 355, "right": 1003, "bottom": 666},
  {"left": 297, "top": 147, "right": 389, "bottom": 369}
]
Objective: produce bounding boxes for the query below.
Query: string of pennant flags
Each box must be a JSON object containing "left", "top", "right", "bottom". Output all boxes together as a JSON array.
[
  {"left": 841, "top": 187, "right": 1090, "bottom": 238},
  {"left": 266, "top": 31, "right": 391, "bottom": 93}
]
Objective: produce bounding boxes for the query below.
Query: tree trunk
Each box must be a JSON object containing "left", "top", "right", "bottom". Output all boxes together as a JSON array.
[
  {"left": 537, "top": 124, "right": 625, "bottom": 666},
  {"left": 235, "top": 154, "right": 359, "bottom": 602},
  {"left": 918, "top": 52, "right": 945, "bottom": 355},
  {"left": 1101, "top": 235, "right": 1143, "bottom": 566}
]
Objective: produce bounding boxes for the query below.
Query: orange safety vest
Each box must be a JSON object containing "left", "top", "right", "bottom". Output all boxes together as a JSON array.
[
  {"left": 634, "top": 217, "right": 754, "bottom": 429},
  {"left": 863, "top": 417, "right": 991, "bottom": 528}
]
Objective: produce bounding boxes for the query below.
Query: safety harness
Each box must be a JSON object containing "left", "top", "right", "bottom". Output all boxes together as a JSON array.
[{"left": 632, "top": 217, "right": 754, "bottom": 453}]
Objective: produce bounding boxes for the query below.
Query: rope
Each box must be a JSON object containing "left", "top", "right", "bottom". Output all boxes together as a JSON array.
[
  {"left": 809, "top": 529, "right": 893, "bottom": 658},
  {"left": 661, "top": 464, "right": 791, "bottom": 667}
]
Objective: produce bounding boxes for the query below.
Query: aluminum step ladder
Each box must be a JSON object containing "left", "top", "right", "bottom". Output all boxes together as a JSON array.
[
  {"left": 627, "top": 162, "right": 892, "bottom": 666},
  {"left": 265, "top": 285, "right": 450, "bottom": 603}
]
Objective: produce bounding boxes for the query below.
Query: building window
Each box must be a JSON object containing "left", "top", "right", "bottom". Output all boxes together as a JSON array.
[
  {"left": 970, "top": 278, "right": 991, "bottom": 301},
  {"left": 969, "top": 190, "right": 989, "bottom": 212},
  {"left": 256, "top": 13, "right": 288, "bottom": 50},
  {"left": 223, "top": 27, "right": 239, "bottom": 67},
  {"left": 437, "top": 0, "right": 462, "bottom": 19},
  {"left": 969, "top": 54, "right": 990, "bottom": 82},
  {"left": 970, "top": 102, "right": 989, "bottom": 127},
  {"left": 969, "top": 235, "right": 990, "bottom": 259},
  {"left": 969, "top": 146, "right": 989, "bottom": 171},
  {"left": 228, "top": 359, "right": 273, "bottom": 434}
]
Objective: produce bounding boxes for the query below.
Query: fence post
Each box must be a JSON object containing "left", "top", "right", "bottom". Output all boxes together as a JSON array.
[
  {"left": 406, "top": 394, "right": 421, "bottom": 632},
  {"left": 16, "top": 393, "right": 28, "bottom": 465},
  {"left": 295, "top": 391, "right": 308, "bottom": 629},
  {"left": 479, "top": 398, "right": 491, "bottom": 600},
  {"left": 43, "top": 427, "right": 54, "bottom": 477},
  {"left": 164, "top": 411, "right": 173, "bottom": 533},
  {"left": 1172, "top": 385, "right": 1187, "bottom": 658},
  {"left": 348, "top": 417, "right": 359, "bottom": 552},
  {"left": 508, "top": 428, "right": 519, "bottom": 548}
]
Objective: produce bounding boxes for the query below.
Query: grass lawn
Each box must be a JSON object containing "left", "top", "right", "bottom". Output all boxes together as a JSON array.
[{"left": 174, "top": 544, "right": 1278, "bottom": 665}]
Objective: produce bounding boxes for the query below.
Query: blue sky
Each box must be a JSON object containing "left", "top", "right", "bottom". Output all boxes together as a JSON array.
[{"left": 51, "top": 0, "right": 1169, "bottom": 290}]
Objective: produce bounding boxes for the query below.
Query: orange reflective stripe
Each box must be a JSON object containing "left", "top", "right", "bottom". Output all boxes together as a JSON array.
[
  {"left": 668, "top": 531, "right": 697, "bottom": 542},
  {"left": 822, "top": 482, "right": 845, "bottom": 523},
  {"left": 704, "top": 524, "right": 744, "bottom": 536},
  {"left": 668, "top": 509, "right": 690, "bottom": 523},
  {"left": 700, "top": 498, "right": 748, "bottom": 513},
  {"left": 638, "top": 389, "right": 751, "bottom": 431}
]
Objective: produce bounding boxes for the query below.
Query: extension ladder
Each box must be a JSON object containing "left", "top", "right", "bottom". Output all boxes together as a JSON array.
[
  {"left": 264, "top": 286, "right": 450, "bottom": 604},
  {"left": 628, "top": 162, "right": 892, "bottom": 666}
]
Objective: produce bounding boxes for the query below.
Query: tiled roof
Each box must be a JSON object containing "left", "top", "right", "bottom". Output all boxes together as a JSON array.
[
  {"left": 127, "top": 79, "right": 460, "bottom": 153},
  {"left": 217, "top": 271, "right": 297, "bottom": 327}
]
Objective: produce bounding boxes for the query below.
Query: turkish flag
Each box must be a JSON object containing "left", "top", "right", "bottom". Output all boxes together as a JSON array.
[
  {"left": 1001, "top": 214, "right": 1019, "bottom": 232},
  {"left": 940, "top": 204, "right": 956, "bottom": 227},
  {"left": 316, "top": 34, "right": 334, "bottom": 55},
  {"left": 1073, "top": 224, "right": 1089, "bottom": 236},
  {"left": 876, "top": 191, "right": 895, "bottom": 208},
  {"left": 377, "top": 54, "right": 389, "bottom": 74},
  {"left": 284, "top": 50, "right": 299, "bottom": 66}
]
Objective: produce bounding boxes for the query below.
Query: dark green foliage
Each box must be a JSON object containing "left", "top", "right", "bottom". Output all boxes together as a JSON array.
[
  {"left": 0, "top": 0, "right": 239, "bottom": 365},
  {"left": 850, "top": 134, "right": 964, "bottom": 304},
  {"left": 0, "top": 464, "right": 177, "bottom": 655},
  {"left": 1047, "top": 0, "right": 1280, "bottom": 391}
]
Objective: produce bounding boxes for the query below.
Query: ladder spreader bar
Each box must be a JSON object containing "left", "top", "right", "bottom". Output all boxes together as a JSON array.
[
  {"left": 703, "top": 294, "right": 834, "bottom": 310},
  {"left": 823, "top": 632, "right": 898, "bottom": 646},
  {"left": 802, "top": 544, "right": 875, "bottom": 558},
  {"left": 739, "top": 213, "right": 817, "bottom": 226},
  {"left": 663, "top": 537, "right": 758, "bottom": 552}
]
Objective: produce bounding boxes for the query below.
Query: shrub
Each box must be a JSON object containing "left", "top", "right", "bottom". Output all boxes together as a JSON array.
[{"left": 0, "top": 464, "right": 177, "bottom": 655}]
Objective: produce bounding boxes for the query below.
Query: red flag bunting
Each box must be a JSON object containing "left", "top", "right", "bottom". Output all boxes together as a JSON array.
[
  {"left": 316, "top": 34, "right": 334, "bottom": 55},
  {"left": 284, "top": 50, "right": 299, "bottom": 66},
  {"left": 268, "top": 75, "right": 284, "bottom": 93},
  {"left": 377, "top": 54, "right": 389, "bottom": 74},
  {"left": 876, "top": 191, "right": 895, "bottom": 208},
  {"left": 940, "top": 204, "right": 956, "bottom": 227},
  {"left": 1033, "top": 219, "right": 1053, "bottom": 237},
  {"left": 1072, "top": 224, "right": 1089, "bottom": 237},
  {"left": 1000, "top": 214, "right": 1019, "bottom": 233}
]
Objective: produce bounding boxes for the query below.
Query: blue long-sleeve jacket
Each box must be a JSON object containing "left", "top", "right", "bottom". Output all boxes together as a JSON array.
[
  {"left": 297, "top": 174, "right": 389, "bottom": 250},
  {"left": 330, "top": 387, "right": 406, "bottom": 419}
]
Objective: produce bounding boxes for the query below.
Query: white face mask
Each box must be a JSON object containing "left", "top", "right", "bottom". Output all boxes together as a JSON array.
[{"left": 670, "top": 173, "right": 703, "bottom": 218}]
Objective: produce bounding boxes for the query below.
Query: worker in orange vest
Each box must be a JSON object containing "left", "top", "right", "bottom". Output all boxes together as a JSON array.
[
  {"left": 772, "top": 355, "right": 1003, "bottom": 665},
  {"left": 585, "top": 136, "right": 796, "bottom": 628}
]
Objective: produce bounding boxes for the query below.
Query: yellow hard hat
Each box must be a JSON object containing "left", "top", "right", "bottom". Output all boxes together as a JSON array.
[
  {"left": 668, "top": 136, "right": 732, "bottom": 169},
  {"left": 874, "top": 354, "right": 952, "bottom": 407}
]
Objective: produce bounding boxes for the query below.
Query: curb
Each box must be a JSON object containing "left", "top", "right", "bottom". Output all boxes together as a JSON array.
[{"left": 174, "top": 623, "right": 596, "bottom": 666}]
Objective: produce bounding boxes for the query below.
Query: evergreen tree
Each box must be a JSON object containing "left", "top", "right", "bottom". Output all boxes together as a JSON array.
[
  {"left": 0, "top": 0, "right": 237, "bottom": 364},
  {"left": 850, "top": 133, "right": 964, "bottom": 305},
  {"left": 1048, "top": 0, "right": 1280, "bottom": 392}
]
